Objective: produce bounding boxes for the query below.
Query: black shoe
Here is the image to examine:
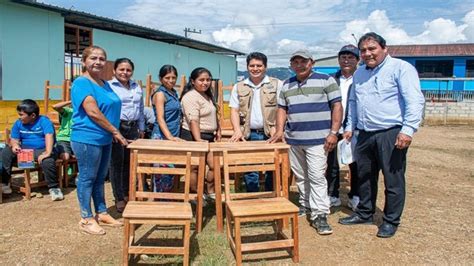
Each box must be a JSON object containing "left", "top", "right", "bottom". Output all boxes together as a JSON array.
[
  {"left": 338, "top": 214, "right": 373, "bottom": 225},
  {"left": 377, "top": 222, "right": 398, "bottom": 238},
  {"left": 311, "top": 214, "right": 333, "bottom": 235}
]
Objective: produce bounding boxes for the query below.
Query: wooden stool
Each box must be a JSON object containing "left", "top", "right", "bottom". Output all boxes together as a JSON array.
[{"left": 11, "top": 159, "right": 64, "bottom": 200}]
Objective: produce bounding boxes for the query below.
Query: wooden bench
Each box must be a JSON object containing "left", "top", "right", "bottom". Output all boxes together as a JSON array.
[{"left": 4, "top": 129, "right": 64, "bottom": 199}]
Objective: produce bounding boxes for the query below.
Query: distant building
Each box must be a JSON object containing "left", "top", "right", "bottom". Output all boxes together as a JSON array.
[
  {"left": 0, "top": 0, "right": 244, "bottom": 100},
  {"left": 314, "top": 43, "right": 474, "bottom": 91}
]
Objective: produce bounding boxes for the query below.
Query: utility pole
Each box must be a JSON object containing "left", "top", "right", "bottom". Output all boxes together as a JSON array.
[
  {"left": 351, "top": 33, "right": 358, "bottom": 45},
  {"left": 184, "top": 28, "right": 202, "bottom": 38}
]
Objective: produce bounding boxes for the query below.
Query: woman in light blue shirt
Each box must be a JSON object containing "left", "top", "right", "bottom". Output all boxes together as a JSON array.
[
  {"left": 107, "top": 58, "right": 144, "bottom": 213},
  {"left": 71, "top": 46, "right": 127, "bottom": 235}
]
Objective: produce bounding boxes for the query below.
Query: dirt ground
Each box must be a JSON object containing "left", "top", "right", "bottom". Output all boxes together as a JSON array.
[{"left": 0, "top": 125, "right": 473, "bottom": 265}]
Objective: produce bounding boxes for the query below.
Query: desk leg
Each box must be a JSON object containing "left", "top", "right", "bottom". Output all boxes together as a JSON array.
[
  {"left": 196, "top": 153, "right": 205, "bottom": 233},
  {"left": 213, "top": 152, "right": 224, "bottom": 233}
]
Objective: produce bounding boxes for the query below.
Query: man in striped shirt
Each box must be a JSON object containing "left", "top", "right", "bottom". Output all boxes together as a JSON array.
[{"left": 269, "top": 49, "right": 343, "bottom": 235}]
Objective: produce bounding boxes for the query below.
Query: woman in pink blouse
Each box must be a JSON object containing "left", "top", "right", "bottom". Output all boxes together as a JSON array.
[{"left": 180, "top": 67, "right": 221, "bottom": 196}]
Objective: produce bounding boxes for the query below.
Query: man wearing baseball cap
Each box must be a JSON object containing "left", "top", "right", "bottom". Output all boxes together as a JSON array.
[
  {"left": 269, "top": 49, "right": 343, "bottom": 235},
  {"left": 326, "top": 44, "right": 361, "bottom": 211}
]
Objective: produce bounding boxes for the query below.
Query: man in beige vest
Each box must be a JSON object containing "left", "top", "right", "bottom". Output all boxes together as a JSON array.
[{"left": 229, "top": 52, "right": 282, "bottom": 192}]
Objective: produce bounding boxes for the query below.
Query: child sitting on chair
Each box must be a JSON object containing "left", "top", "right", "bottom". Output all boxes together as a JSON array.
[{"left": 0, "top": 99, "right": 63, "bottom": 201}]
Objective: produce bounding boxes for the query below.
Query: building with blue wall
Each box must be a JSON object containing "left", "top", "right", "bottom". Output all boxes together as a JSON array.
[
  {"left": 314, "top": 44, "right": 474, "bottom": 92},
  {"left": 0, "top": 0, "right": 243, "bottom": 100}
]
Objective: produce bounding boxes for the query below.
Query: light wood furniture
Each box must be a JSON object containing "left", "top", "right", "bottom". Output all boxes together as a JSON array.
[
  {"left": 216, "top": 143, "right": 299, "bottom": 265},
  {"left": 122, "top": 139, "right": 208, "bottom": 266},
  {"left": 210, "top": 141, "right": 292, "bottom": 233},
  {"left": 4, "top": 129, "right": 63, "bottom": 200},
  {"left": 216, "top": 80, "right": 234, "bottom": 139},
  {"left": 144, "top": 74, "right": 186, "bottom": 107}
]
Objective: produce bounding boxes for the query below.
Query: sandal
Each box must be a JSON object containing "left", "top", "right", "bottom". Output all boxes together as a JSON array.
[
  {"left": 95, "top": 213, "right": 123, "bottom": 227},
  {"left": 79, "top": 219, "right": 106, "bottom": 235}
]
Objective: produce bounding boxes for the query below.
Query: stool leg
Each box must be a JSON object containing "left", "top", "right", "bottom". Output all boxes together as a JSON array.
[
  {"left": 64, "top": 162, "right": 69, "bottom": 188},
  {"left": 58, "top": 163, "right": 63, "bottom": 189},
  {"left": 24, "top": 169, "right": 31, "bottom": 200}
]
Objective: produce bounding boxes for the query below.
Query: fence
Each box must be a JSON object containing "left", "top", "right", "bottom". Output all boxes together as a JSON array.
[{"left": 420, "top": 78, "right": 474, "bottom": 102}]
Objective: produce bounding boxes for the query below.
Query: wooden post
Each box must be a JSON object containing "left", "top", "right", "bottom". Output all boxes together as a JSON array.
[
  {"left": 177, "top": 75, "right": 186, "bottom": 95},
  {"left": 217, "top": 80, "right": 224, "bottom": 129},
  {"left": 145, "top": 74, "right": 152, "bottom": 107},
  {"left": 44, "top": 80, "right": 50, "bottom": 114},
  {"left": 66, "top": 80, "right": 72, "bottom": 101}
]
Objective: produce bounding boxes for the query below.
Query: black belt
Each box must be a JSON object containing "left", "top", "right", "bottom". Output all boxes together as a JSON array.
[
  {"left": 120, "top": 120, "right": 138, "bottom": 127},
  {"left": 250, "top": 128, "right": 265, "bottom": 134}
]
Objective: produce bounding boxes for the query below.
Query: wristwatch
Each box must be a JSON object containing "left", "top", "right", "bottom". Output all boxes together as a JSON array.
[{"left": 329, "top": 130, "right": 338, "bottom": 136}]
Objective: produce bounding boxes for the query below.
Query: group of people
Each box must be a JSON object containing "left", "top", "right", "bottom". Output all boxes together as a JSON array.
[{"left": 1, "top": 31, "right": 425, "bottom": 238}]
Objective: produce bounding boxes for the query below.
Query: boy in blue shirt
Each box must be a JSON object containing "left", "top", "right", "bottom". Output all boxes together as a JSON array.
[{"left": 1, "top": 99, "right": 63, "bottom": 201}]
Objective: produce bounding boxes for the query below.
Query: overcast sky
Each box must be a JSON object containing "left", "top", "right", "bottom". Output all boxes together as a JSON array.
[{"left": 42, "top": 0, "right": 474, "bottom": 69}]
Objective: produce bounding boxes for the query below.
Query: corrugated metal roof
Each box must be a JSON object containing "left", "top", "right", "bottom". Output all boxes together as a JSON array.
[
  {"left": 389, "top": 44, "right": 474, "bottom": 57},
  {"left": 12, "top": 0, "right": 245, "bottom": 56}
]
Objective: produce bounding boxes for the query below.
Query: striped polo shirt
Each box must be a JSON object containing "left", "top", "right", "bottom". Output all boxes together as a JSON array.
[{"left": 278, "top": 72, "right": 341, "bottom": 145}]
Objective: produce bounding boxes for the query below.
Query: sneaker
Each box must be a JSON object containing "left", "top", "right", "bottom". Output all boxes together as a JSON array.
[
  {"left": 1, "top": 183, "right": 12, "bottom": 194},
  {"left": 348, "top": 196, "right": 360, "bottom": 211},
  {"left": 49, "top": 188, "right": 64, "bottom": 201},
  {"left": 298, "top": 206, "right": 310, "bottom": 217},
  {"left": 311, "top": 214, "right": 333, "bottom": 235},
  {"left": 329, "top": 196, "right": 341, "bottom": 207}
]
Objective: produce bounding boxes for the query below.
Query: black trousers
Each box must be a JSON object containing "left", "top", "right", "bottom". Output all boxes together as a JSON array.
[
  {"left": 109, "top": 121, "right": 140, "bottom": 201},
  {"left": 1, "top": 145, "right": 59, "bottom": 188},
  {"left": 354, "top": 126, "right": 407, "bottom": 226},
  {"left": 326, "top": 134, "right": 359, "bottom": 198}
]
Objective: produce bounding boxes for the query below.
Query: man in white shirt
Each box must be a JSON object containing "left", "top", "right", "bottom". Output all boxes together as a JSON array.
[
  {"left": 229, "top": 52, "right": 282, "bottom": 192},
  {"left": 326, "top": 44, "right": 360, "bottom": 211}
]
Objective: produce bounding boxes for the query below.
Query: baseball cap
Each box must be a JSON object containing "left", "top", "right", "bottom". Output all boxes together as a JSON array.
[
  {"left": 338, "top": 44, "right": 360, "bottom": 59},
  {"left": 290, "top": 49, "right": 314, "bottom": 61}
]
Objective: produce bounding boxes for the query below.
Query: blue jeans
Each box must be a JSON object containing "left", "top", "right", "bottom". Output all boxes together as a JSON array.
[
  {"left": 72, "top": 141, "right": 112, "bottom": 219},
  {"left": 244, "top": 130, "right": 273, "bottom": 192}
]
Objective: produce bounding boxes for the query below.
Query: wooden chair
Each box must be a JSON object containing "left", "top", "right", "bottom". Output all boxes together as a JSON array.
[
  {"left": 122, "top": 140, "right": 207, "bottom": 266},
  {"left": 43, "top": 80, "right": 70, "bottom": 114},
  {"left": 220, "top": 147, "right": 299, "bottom": 265},
  {"left": 216, "top": 80, "right": 234, "bottom": 139},
  {"left": 4, "top": 129, "right": 64, "bottom": 199},
  {"left": 144, "top": 74, "right": 186, "bottom": 107}
]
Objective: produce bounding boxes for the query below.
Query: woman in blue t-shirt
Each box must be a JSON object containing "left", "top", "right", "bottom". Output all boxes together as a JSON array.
[
  {"left": 70, "top": 46, "right": 128, "bottom": 235},
  {"left": 150, "top": 65, "right": 182, "bottom": 192}
]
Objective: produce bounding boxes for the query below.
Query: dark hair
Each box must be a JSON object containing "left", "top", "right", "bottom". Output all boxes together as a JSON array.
[
  {"left": 246, "top": 52, "right": 267, "bottom": 67},
  {"left": 17, "top": 99, "right": 40, "bottom": 116},
  {"left": 159, "top": 65, "right": 178, "bottom": 79},
  {"left": 358, "top": 32, "right": 386, "bottom": 49},
  {"left": 114, "top": 58, "right": 134, "bottom": 70},
  {"left": 180, "top": 67, "right": 215, "bottom": 102}
]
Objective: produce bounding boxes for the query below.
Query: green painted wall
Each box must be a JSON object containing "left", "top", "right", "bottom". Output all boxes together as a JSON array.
[
  {"left": 0, "top": 1, "right": 64, "bottom": 100},
  {"left": 93, "top": 29, "right": 237, "bottom": 85},
  {"left": 0, "top": 1, "right": 237, "bottom": 102}
]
